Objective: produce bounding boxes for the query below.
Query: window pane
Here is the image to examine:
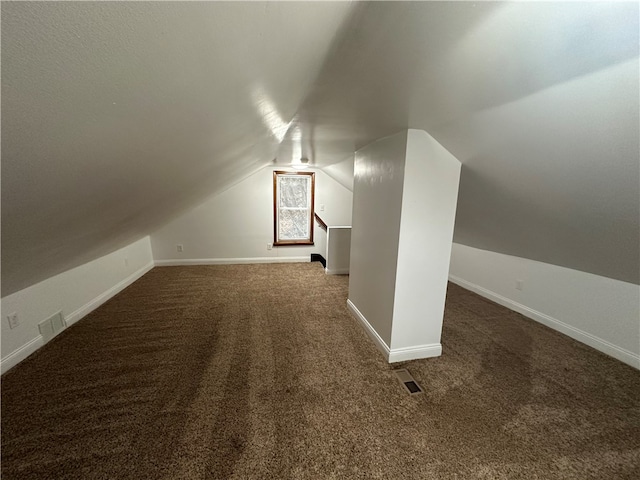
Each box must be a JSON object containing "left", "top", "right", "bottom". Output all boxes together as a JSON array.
[
  {"left": 273, "top": 170, "right": 314, "bottom": 245},
  {"left": 279, "top": 176, "right": 309, "bottom": 208},
  {"left": 278, "top": 208, "right": 310, "bottom": 240}
]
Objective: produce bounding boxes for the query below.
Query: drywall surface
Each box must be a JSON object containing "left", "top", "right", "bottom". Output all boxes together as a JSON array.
[
  {"left": 449, "top": 243, "right": 640, "bottom": 369},
  {"left": 314, "top": 217, "right": 328, "bottom": 263},
  {"left": 391, "top": 130, "right": 461, "bottom": 351},
  {"left": 1, "top": 1, "right": 356, "bottom": 296},
  {"left": 448, "top": 57, "right": 639, "bottom": 285},
  {"left": 150, "top": 166, "right": 353, "bottom": 264},
  {"left": 348, "top": 131, "right": 407, "bottom": 346},
  {"left": 298, "top": 1, "right": 639, "bottom": 285},
  {"left": 323, "top": 156, "right": 355, "bottom": 192},
  {"left": 1, "top": 237, "right": 154, "bottom": 373},
  {"left": 326, "top": 227, "right": 351, "bottom": 275},
  {"left": 4, "top": 1, "right": 637, "bottom": 303}
]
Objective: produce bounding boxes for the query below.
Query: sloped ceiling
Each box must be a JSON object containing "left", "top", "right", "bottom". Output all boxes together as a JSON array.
[
  {"left": 1, "top": 1, "right": 356, "bottom": 296},
  {"left": 2, "top": 1, "right": 638, "bottom": 296}
]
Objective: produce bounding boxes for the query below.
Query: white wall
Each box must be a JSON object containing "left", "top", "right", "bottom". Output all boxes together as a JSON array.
[
  {"left": 314, "top": 217, "right": 328, "bottom": 263},
  {"left": 447, "top": 58, "right": 639, "bottom": 285},
  {"left": 326, "top": 227, "right": 351, "bottom": 275},
  {"left": 1, "top": 237, "right": 154, "bottom": 373},
  {"left": 391, "top": 130, "right": 461, "bottom": 351},
  {"left": 348, "top": 129, "right": 461, "bottom": 362},
  {"left": 348, "top": 131, "right": 407, "bottom": 346},
  {"left": 150, "top": 166, "right": 353, "bottom": 265},
  {"left": 449, "top": 243, "right": 640, "bottom": 369},
  {"left": 323, "top": 156, "right": 355, "bottom": 192}
]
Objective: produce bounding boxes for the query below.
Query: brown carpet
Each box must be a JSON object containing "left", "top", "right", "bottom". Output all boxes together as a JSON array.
[{"left": 2, "top": 263, "right": 639, "bottom": 479}]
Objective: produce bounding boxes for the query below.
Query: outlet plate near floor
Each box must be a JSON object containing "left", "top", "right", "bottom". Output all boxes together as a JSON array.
[{"left": 7, "top": 313, "right": 19, "bottom": 329}]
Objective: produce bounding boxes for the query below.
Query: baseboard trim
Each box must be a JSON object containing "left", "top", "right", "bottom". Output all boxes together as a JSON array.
[
  {"left": 154, "top": 256, "right": 310, "bottom": 267},
  {"left": 449, "top": 274, "right": 640, "bottom": 370},
  {"left": 347, "top": 299, "right": 391, "bottom": 360},
  {"left": 388, "top": 344, "right": 442, "bottom": 363},
  {"left": 1, "top": 336, "right": 45, "bottom": 375},
  {"left": 326, "top": 268, "right": 349, "bottom": 275},
  {"left": 66, "top": 261, "right": 155, "bottom": 327},
  {"left": 1, "top": 261, "right": 155, "bottom": 375},
  {"left": 346, "top": 299, "right": 441, "bottom": 363}
]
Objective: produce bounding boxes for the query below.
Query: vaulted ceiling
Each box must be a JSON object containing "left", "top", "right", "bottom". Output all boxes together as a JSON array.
[{"left": 2, "top": 1, "right": 638, "bottom": 296}]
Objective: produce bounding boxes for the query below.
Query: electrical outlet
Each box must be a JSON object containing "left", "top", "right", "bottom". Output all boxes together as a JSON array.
[
  {"left": 267, "top": 243, "right": 273, "bottom": 250},
  {"left": 516, "top": 280, "right": 524, "bottom": 291},
  {"left": 320, "top": 204, "right": 325, "bottom": 212},
  {"left": 7, "top": 313, "right": 19, "bottom": 329},
  {"left": 177, "top": 244, "right": 184, "bottom": 253}
]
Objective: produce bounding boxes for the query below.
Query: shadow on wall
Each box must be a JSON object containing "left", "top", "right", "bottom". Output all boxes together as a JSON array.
[
  {"left": 443, "top": 2, "right": 639, "bottom": 115},
  {"left": 453, "top": 161, "right": 640, "bottom": 285}
]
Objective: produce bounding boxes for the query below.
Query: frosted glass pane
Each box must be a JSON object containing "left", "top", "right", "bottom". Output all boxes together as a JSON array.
[
  {"left": 274, "top": 172, "right": 314, "bottom": 243},
  {"left": 279, "top": 177, "right": 309, "bottom": 208},
  {"left": 279, "top": 209, "right": 309, "bottom": 240}
]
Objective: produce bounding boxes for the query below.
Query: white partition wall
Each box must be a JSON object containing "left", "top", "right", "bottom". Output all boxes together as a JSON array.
[
  {"left": 348, "top": 129, "right": 461, "bottom": 362},
  {"left": 326, "top": 227, "right": 351, "bottom": 275},
  {"left": 390, "top": 130, "right": 462, "bottom": 355},
  {"left": 348, "top": 131, "right": 408, "bottom": 349}
]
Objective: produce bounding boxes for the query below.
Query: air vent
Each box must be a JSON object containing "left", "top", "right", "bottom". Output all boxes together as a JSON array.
[
  {"left": 38, "top": 311, "right": 66, "bottom": 343},
  {"left": 394, "top": 368, "right": 423, "bottom": 395}
]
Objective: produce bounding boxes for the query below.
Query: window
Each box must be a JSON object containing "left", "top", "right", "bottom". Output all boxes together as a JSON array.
[{"left": 273, "top": 171, "right": 315, "bottom": 246}]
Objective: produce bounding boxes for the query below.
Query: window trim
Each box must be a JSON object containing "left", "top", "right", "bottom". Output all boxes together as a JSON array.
[{"left": 273, "top": 170, "right": 315, "bottom": 246}]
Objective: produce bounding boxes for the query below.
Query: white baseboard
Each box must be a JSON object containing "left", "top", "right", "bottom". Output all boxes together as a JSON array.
[
  {"left": 65, "top": 261, "right": 155, "bottom": 326},
  {"left": 326, "top": 268, "right": 349, "bottom": 275},
  {"left": 449, "top": 274, "right": 640, "bottom": 370},
  {"left": 347, "top": 299, "right": 391, "bottom": 359},
  {"left": 388, "top": 344, "right": 442, "bottom": 363},
  {"left": 1, "top": 336, "right": 44, "bottom": 374},
  {"left": 1, "top": 261, "right": 155, "bottom": 375},
  {"left": 154, "top": 256, "right": 310, "bottom": 267},
  {"left": 346, "top": 299, "right": 442, "bottom": 363}
]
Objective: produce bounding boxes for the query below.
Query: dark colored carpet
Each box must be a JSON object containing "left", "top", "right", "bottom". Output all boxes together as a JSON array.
[{"left": 2, "top": 263, "right": 639, "bottom": 479}]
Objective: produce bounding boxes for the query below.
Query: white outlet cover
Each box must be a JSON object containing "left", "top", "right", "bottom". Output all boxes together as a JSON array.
[{"left": 7, "top": 313, "right": 19, "bottom": 329}]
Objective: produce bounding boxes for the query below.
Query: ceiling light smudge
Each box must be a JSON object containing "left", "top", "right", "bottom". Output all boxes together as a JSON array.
[{"left": 251, "top": 85, "right": 292, "bottom": 143}]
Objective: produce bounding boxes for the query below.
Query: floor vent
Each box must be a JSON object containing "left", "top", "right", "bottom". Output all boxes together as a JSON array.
[{"left": 394, "top": 368, "right": 423, "bottom": 395}]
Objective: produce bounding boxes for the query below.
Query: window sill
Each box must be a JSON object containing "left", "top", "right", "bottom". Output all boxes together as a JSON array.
[{"left": 273, "top": 241, "right": 315, "bottom": 246}]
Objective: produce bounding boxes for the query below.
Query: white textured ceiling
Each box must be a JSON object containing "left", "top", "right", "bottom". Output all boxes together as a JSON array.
[{"left": 2, "top": 1, "right": 639, "bottom": 296}]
